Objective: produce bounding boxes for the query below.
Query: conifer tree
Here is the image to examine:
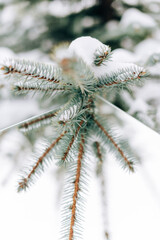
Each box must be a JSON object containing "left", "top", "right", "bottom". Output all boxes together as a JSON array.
[{"left": 0, "top": 36, "right": 147, "bottom": 240}]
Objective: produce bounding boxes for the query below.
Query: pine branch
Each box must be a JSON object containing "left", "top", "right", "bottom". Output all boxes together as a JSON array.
[
  {"left": 18, "top": 109, "right": 58, "bottom": 132},
  {"left": 17, "top": 131, "right": 66, "bottom": 192},
  {"left": 94, "top": 45, "right": 112, "bottom": 66},
  {"left": 96, "top": 65, "right": 147, "bottom": 89},
  {"left": 94, "top": 118, "right": 135, "bottom": 172},
  {"left": 60, "top": 132, "right": 92, "bottom": 240},
  {"left": 13, "top": 82, "right": 67, "bottom": 97},
  {"left": 53, "top": 119, "right": 85, "bottom": 166},
  {"left": 69, "top": 133, "right": 85, "bottom": 240},
  {"left": 1, "top": 59, "right": 72, "bottom": 99},
  {"left": 63, "top": 58, "right": 97, "bottom": 93},
  {"left": 61, "top": 120, "right": 84, "bottom": 163},
  {"left": 0, "top": 36, "right": 149, "bottom": 240},
  {"left": 54, "top": 93, "right": 83, "bottom": 124},
  {"left": 1, "top": 58, "right": 63, "bottom": 84}
]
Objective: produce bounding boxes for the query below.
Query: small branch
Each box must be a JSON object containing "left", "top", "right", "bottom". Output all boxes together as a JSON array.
[
  {"left": 69, "top": 134, "right": 85, "bottom": 240},
  {"left": 14, "top": 85, "right": 65, "bottom": 92},
  {"left": 97, "top": 69, "right": 146, "bottom": 89},
  {"left": 94, "top": 119, "right": 134, "bottom": 171},
  {"left": 104, "top": 78, "right": 134, "bottom": 87},
  {"left": 1, "top": 58, "right": 62, "bottom": 84},
  {"left": 19, "top": 111, "right": 58, "bottom": 131},
  {"left": 18, "top": 131, "right": 67, "bottom": 192},
  {"left": 94, "top": 46, "right": 111, "bottom": 66},
  {"left": 4, "top": 65, "right": 58, "bottom": 83},
  {"left": 61, "top": 120, "right": 84, "bottom": 162},
  {"left": 104, "top": 72, "right": 145, "bottom": 87}
]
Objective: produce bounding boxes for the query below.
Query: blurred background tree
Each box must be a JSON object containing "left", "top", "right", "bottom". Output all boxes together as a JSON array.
[{"left": 0, "top": 0, "right": 159, "bottom": 52}]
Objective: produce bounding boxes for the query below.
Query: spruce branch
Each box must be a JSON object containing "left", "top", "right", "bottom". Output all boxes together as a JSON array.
[
  {"left": 69, "top": 133, "right": 85, "bottom": 240},
  {"left": 1, "top": 58, "right": 63, "bottom": 84},
  {"left": 94, "top": 118, "right": 135, "bottom": 172},
  {"left": 18, "top": 131, "right": 66, "bottom": 192},
  {"left": 96, "top": 65, "right": 147, "bottom": 89},
  {"left": 1, "top": 36, "right": 149, "bottom": 240},
  {"left": 60, "top": 131, "right": 91, "bottom": 240},
  {"left": 53, "top": 120, "right": 85, "bottom": 166},
  {"left": 60, "top": 120, "right": 84, "bottom": 164},
  {"left": 53, "top": 93, "right": 83, "bottom": 124},
  {"left": 18, "top": 109, "right": 58, "bottom": 132},
  {"left": 13, "top": 82, "right": 67, "bottom": 97},
  {"left": 94, "top": 45, "right": 112, "bottom": 66}
]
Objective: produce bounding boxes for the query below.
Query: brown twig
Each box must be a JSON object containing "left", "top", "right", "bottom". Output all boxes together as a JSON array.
[
  {"left": 2, "top": 65, "right": 59, "bottom": 83},
  {"left": 18, "top": 131, "right": 67, "bottom": 191},
  {"left": 62, "top": 120, "right": 84, "bottom": 162},
  {"left": 94, "top": 119, "right": 134, "bottom": 171},
  {"left": 98, "top": 71, "right": 146, "bottom": 88},
  {"left": 69, "top": 134, "right": 85, "bottom": 240},
  {"left": 19, "top": 111, "right": 58, "bottom": 130},
  {"left": 15, "top": 86, "right": 65, "bottom": 92}
]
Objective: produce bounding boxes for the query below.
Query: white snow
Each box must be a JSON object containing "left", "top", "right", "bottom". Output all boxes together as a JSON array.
[
  {"left": 69, "top": 36, "right": 143, "bottom": 78},
  {"left": 0, "top": 3, "right": 29, "bottom": 25},
  {"left": 0, "top": 47, "right": 15, "bottom": 63},
  {"left": 0, "top": 99, "right": 40, "bottom": 130},
  {"left": 112, "top": 48, "right": 137, "bottom": 63},
  {"left": 69, "top": 36, "right": 109, "bottom": 66},
  {"left": 48, "top": 0, "right": 96, "bottom": 17},
  {"left": 122, "top": 0, "right": 160, "bottom": 5},
  {"left": 140, "top": 0, "right": 160, "bottom": 3},
  {"left": 92, "top": 61, "right": 143, "bottom": 78},
  {"left": 105, "top": 20, "right": 119, "bottom": 32},
  {"left": 120, "top": 8, "right": 157, "bottom": 28},
  {"left": 81, "top": 16, "right": 95, "bottom": 28},
  {"left": 122, "top": 0, "right": 139, "bottom": 5},
  {"left": 134, "top": 38, "right": 160, "bottom": 60},
  {"left": 149, "top": 63, "right": 160, "bottom": 76}
]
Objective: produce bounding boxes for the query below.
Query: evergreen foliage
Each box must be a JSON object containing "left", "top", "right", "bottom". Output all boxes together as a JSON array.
[{"left": 0, "top": 36, "right": 147, "bottom": 240}]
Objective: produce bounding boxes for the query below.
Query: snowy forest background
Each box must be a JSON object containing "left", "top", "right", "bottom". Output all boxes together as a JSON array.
[{"left": 0, "top": 0, "right": 160, "bottom": 240}]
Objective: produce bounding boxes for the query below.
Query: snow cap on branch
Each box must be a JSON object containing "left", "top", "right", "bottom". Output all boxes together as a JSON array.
[
  {"left": 69, "top": 36, "right": 111, "bottom": 66},
  {"left": 68, "top": 36, "right": 145, "bottom": 79}
]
